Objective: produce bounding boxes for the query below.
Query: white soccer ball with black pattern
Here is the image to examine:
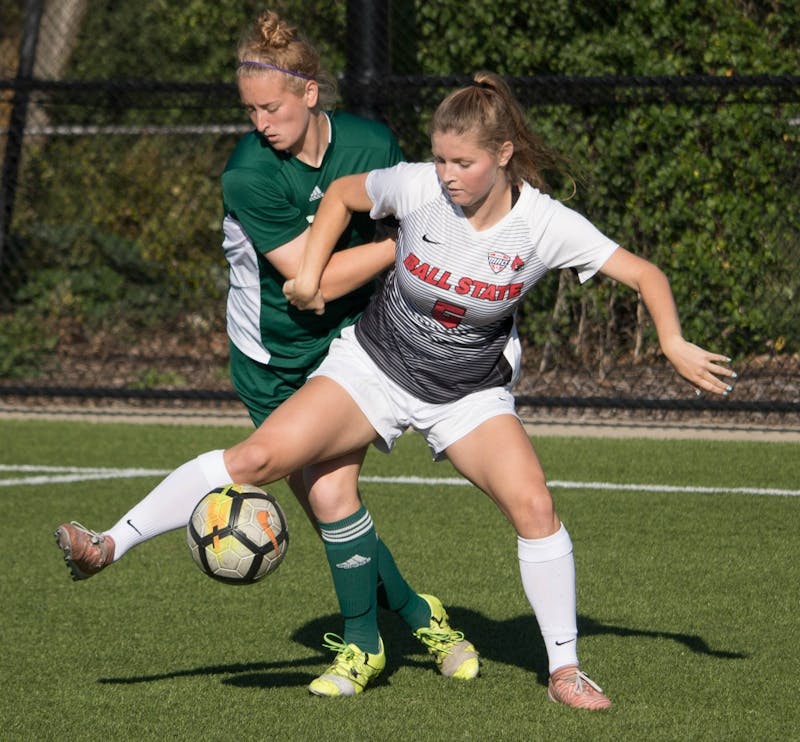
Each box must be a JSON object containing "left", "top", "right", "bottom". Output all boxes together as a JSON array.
[{"left": 187, "top": 483, "right": 289, "bottom": 584}]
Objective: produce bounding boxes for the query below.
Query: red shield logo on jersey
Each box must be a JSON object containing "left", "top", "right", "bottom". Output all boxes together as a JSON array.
[{"left": 488, "top": 251, "right": 511, "bottom": 274}]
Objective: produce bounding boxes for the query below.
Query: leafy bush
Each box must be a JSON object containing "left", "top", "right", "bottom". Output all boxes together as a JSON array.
[{"left": 2, "top": 0, "right": 798, "bottom": 382}]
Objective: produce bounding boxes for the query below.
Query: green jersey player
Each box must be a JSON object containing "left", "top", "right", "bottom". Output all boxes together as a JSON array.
[{"left": 222, "top": 108, "right": 402, "bottom": 419}]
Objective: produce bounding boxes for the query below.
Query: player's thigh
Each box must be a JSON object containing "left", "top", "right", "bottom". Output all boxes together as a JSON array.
[
  {"left": 445, "top": 414, "right": 542, "bottom": 488},
  {"left": 227, "top": 377, "right": 377, "bottom": 483},
  {"left": 445, "top": 415, "right": 557, "bottom": 534}
]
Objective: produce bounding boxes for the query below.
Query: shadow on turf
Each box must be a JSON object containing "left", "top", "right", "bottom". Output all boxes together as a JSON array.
[{"left": 97, "top": 606, "right": 745, "bottom": 690}]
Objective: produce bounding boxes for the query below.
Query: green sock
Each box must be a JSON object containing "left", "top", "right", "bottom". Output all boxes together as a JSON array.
[
  {"left": 376, "top": 536, "right": 431, "bottom": 630},
  {"left": 319, "top": 505, "right": 380, "bottom": 653}
]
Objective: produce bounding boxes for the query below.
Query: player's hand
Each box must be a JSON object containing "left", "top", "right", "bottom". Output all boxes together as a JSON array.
[
  {"left": 283, "top": 270, "right": 319, "bottom": 305},
  {"left": 283, "top": 278, "right": 326, "bottom": 315},
  {"left": 661, "top": 336, "right": 736, "bottom": 396}
]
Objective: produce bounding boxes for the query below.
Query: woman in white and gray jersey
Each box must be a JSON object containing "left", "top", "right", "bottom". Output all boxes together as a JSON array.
[{"left": 282, "top": 71, "right": 736, "bottom": 707}]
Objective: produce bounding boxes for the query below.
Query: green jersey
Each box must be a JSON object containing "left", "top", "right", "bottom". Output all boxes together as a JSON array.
[{"left": 221, "top": 111, "right": 403, "bottom": 370}]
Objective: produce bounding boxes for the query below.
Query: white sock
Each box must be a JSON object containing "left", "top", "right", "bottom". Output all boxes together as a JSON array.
[
  {"left": 517, "top": 523, "right": 579, "bottom": 674},
  {"left": 105, "top": 450, "right": 231, "bottom": 560}
]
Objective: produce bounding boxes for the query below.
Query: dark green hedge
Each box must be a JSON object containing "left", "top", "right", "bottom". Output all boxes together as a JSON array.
[{"left": 4, "top": 0, "right": 798, "bottom": 380}]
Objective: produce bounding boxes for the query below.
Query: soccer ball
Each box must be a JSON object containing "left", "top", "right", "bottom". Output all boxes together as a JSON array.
[{"left": 187, "top": 483, "right": 289, "bottom": 584}]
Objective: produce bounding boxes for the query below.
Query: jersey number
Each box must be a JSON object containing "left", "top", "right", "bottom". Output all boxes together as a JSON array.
[{"left": 432, "top": 300, "right": 466, "bottom": 329}]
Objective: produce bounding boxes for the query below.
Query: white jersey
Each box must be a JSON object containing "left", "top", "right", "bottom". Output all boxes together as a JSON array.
[{"left": 356, "top": 162, "right": 618, "bottom": 403}]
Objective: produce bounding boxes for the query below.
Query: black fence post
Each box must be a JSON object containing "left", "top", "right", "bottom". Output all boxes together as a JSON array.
[
  {"left": 344, "top": 0, "right": 389, "bottom": 120},
  {"left": 0, "top": 0, "right": 45, "bottom": 291}
]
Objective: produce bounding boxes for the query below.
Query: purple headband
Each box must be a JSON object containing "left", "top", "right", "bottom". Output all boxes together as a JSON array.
[{"left": 237, "top": 60, "right": 313, "bottom": 80}]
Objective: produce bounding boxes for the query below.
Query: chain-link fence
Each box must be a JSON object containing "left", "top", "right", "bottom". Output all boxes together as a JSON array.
[{"left": 1, "top": 1, "right": 799, "bottom": 420}]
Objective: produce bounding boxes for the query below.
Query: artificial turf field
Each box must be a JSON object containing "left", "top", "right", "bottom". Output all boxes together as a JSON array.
[{"left": 1, "top": 417, "right": 798, "bottom": 741}]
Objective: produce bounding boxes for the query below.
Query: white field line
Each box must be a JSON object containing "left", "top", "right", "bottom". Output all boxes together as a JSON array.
[
  {"left": 368, "top": 476, "right": 800, "bottom": 497},
  {"left": 0, "top": 465, "right": 798, "bottom": 497},
  {"left": 0, "top": 465, "right": 170, "bottom": 486}
]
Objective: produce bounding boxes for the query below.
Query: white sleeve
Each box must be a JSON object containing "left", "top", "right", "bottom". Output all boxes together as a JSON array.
[
  {"left": 366, "top": 162, "right": 440, "bottom": 220},
  {"left": 534, "top": 196, "right": 619, "bottom": 283}
]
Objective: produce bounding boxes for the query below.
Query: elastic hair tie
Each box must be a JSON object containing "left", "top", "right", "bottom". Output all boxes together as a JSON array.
[{"left": 238, "top": 61, "right": 313, "bottom": 80}]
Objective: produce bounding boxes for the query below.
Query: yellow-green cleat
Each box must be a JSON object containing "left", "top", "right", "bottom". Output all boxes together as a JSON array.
[
  {"left": 308, "top": 633, "right": 385, "bottom": 697},
  {"left": 413, "top": 594, "right": 480, "bottom": 679}
]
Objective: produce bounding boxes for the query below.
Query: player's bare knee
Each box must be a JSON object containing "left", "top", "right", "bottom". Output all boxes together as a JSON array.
[
  {"left": 226, "top": 440, "right": 285, "bottom": 485},
  {"left": 307, "top": 479, "right": 361, "bottom": 521},
  {"left": 505, "top": 491, "right": 558, "bottom": 536}
]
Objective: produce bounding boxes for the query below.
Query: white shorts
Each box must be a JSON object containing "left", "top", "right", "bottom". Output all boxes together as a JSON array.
[{"left": 309, "top": 326, "right": 519, "bottom": 460}]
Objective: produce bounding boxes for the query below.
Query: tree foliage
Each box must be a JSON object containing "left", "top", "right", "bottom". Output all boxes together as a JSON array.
[{"left": 5, "top": 0, "right": 799, "bottom": 381}]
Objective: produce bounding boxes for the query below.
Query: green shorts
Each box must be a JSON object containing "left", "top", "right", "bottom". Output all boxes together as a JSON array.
[{"left": 229, "top": 341, "right": 324, "bottom": 428}]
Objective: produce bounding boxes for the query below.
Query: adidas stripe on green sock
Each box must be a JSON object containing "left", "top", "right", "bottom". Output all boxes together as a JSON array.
[{"left": 319, "top": 505, "right": 380, "bottom": 653}]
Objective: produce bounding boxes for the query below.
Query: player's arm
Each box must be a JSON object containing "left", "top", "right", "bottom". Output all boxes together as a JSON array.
[
  {"left": 265, "top": 219, "right": 393, "bottom": 303},
  {"left": 286, "top": 173, "right": 374, "bottom": 311},
  {"left": 599, "top": 246, "right": 735, "bottom": 395}
]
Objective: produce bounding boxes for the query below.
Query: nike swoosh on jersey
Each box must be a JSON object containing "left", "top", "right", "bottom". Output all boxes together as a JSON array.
[{"left": 421, "top": 233, "right": 442, "bottom": 244}]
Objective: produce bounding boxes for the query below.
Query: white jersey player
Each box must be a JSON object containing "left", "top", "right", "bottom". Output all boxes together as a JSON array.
[{"left": 283, "top": 71, "right": 735, "bottom": 706}]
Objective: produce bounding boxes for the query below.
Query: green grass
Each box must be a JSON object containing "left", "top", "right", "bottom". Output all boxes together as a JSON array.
[{"left": 1, "top": 418, "right": 798, "bottom": 741}]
